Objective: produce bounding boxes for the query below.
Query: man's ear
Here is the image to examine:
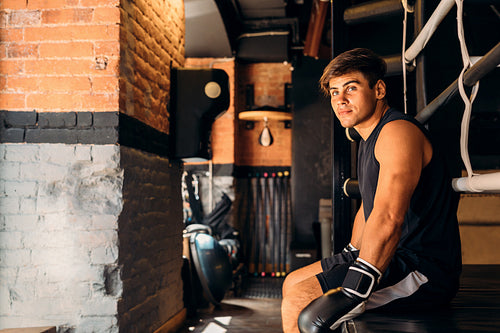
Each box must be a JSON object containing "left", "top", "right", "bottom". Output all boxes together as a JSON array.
[{"left": 375, "top": 80, "right": 386, "bottom": 99}]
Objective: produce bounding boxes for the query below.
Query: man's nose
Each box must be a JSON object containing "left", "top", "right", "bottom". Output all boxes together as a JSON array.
[{"left": 333, "top": 92, "right": 347, "bottom": 105}]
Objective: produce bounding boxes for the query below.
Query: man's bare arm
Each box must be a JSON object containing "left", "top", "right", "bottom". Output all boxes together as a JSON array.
[
  {"left": 350, "top": 203, "right": 365, "bottom": 250},
  {"left": 358, "top": 120, "right": 432, "bottom": 272}
]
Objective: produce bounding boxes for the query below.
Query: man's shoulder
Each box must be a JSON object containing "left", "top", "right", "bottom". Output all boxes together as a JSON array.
[
  {"left": 382, "top": 108, "right": 413, "bottom": 123},
  {"left": 379, "top": 118, "right": 423, "bottom": 139},
  {"left": 375, "top": 118, "right": 429, "bottom": 155},
  {"left": 379, "top": 109, "right": 426, "bottom": 137}
]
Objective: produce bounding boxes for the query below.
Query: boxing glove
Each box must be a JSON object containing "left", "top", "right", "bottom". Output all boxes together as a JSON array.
[{"left": 297, "top": 258, "right": 381, "bottom": 333}]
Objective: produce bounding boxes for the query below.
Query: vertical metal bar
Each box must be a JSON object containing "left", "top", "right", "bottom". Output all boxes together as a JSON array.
[
  {"left": 330, "top": 0, "right": 335, "bottom": 60},
  {"left": 330, "top": 0, "right": 352, "bottom": 254},
  {"left": 261, "top": 175, "right": 267, "bottom": 275},
  {"left": 252, "top": 175, "right": 260, "bottom": 275},
  {"left": 284, "top": 172, "right": 291, "bottom": 273},
  {"left": 414, "top": 0, "right": 428, "bottom": 113}
]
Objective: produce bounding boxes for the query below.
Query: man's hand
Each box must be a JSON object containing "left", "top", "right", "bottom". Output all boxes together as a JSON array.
[{"left": 297, "top": 259, "right": 381, "bottom": 332}]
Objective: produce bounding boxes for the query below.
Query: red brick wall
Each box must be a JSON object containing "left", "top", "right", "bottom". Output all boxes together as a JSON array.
[
  {"left": 185, "top": 58, "right": 236, "bottom": 164},
  {"left": 0, "top": 1, "right": 187, "bottom": 332},
  {"left": 0, "top": 0, "right": 120, "bottom": 111},
  {"left": 184, "top": 60, "right": 292, "bottom": 167},
  {"left": 236, "top": 62, "right": 292, "bottom": 167},
  {"left": 120, "top": 0, "right": 185, "bottom": 134}
]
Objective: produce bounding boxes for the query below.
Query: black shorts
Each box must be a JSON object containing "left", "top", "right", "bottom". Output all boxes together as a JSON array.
[{"left": 316, "top": 249, "right": 459, "bottom": 311}]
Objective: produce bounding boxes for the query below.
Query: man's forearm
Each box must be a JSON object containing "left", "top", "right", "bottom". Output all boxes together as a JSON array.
[
  {"left": 358, "top": 210, "right": 402, "bottom": 272},
  {"left": 350, "top": 204, "right": 365, "bottom": 249}
]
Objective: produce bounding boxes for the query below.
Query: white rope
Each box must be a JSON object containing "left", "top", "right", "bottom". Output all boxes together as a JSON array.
[
  {"left": 401, "top": 0, "right": 414, "bottom": 13},
  {"left": 455, "top": 0, "right": 481, "bottom": 191}
]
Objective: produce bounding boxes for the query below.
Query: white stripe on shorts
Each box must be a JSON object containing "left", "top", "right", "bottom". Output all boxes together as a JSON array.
[{"left": 366, "top": 270, "right": 429, "bottom": 310}]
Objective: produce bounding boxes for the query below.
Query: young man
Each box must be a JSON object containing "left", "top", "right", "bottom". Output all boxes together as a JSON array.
[{"left": 281, "top": 48, "right": 462, "bottom": 333}]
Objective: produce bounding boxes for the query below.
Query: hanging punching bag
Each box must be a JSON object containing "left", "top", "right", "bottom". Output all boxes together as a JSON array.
[{"left": 259, "top": 117, "right": 274, "bottom": 147}]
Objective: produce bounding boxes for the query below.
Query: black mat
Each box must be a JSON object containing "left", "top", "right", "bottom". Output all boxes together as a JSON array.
[{"left": 239, "top": 276, "right": 284, "bottom": 299}]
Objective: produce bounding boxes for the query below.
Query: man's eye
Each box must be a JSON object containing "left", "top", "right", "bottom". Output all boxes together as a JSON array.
[
  {"left": 331, "top": 91, "right": 339, "bottom": 96},
  {"left": 347, "top": 86, "right": 356, "bottom": 92}
]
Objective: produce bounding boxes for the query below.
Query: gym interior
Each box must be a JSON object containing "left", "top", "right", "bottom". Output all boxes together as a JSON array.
[{"left": 0, "top": 0, "right": 498, "bottom": 332}]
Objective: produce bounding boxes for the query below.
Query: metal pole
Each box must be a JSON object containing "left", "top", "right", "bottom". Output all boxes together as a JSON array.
[
  {"left": 414, "top": 0, "right": 428, "bottom": 113},
  {"left": 330, "top": 0, "right": 352, "bottom": 254},
  {"left": 405, "top": 0, "right": 455, "bottom": 64},
  {"left": 415, "top": 41, "right": 500, "bottom": 124}
]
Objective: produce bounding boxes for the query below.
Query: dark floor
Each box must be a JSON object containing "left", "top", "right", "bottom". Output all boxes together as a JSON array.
[{"left": 178, "top": 265, "right": 500, "bottom": 332}]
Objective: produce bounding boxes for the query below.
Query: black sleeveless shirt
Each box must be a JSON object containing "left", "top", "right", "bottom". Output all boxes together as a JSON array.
[{"left": 358, "top": 108, "right": 461, "bottom": 276}]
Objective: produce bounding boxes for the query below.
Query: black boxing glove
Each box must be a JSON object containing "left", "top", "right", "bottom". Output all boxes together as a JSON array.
[{"left": 297, "top": 258, "right": 381, "bottom": 333}]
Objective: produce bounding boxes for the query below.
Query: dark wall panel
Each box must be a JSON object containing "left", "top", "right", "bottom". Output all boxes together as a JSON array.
[{"left": 291, "top": 56, "right": 332, "bottom": 248}]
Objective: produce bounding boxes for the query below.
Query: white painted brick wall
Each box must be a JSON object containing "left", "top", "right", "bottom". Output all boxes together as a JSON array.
[
  {"left": 0, "top": 143, "right": 184, "bottom": 332},
  {"left": 0, "top": 143, "right": 123, "bottom": 333}
]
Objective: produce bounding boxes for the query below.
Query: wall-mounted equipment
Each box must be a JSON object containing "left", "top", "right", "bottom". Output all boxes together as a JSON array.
[
  {"left": 170, "top": 68, "right": 230, "bottom": 161},
  {"left": 238, "top": 83, "right": 292, "bottom": 147}
]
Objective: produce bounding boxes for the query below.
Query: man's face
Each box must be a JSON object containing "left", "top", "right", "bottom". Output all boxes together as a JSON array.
[{"left": 328, "top": 71, "right": 380, "bottom": 129}]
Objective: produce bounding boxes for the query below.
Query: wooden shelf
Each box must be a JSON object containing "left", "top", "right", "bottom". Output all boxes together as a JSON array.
[{"left": 238, "top": 111, "right": 292, "bottom": 121}]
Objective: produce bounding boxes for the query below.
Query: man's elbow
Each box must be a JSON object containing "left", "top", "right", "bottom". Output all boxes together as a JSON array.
[{"left": 373, "top": 209, "right": 404, "bottom": 228}]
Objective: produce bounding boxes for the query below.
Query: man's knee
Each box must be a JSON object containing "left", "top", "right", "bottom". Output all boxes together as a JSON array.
[
  {"left": 282, "top": 270, "right": 301, "bottom": 297},
  {"left": 283, "top": 261, "right": 323, "bottom": 298}
]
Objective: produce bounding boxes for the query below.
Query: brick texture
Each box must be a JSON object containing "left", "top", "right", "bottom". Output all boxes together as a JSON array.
[
  {"left": 119, "top": 0, "right": 185, "bottom": 134},
  {"left": 118, "top": 146, "right": 184, "bottom": 333},
  {"left": 0, "top": 1, "right": 187, "bottom": 332},
  {"left": 183, "top": 59, "right": 293, "bottom": 167},
  {"left": 0, "top": 111, "right": 119, "bottom": 144},
  {"left": 117, "top": 0, "right": 186, "bottom": 329},
  {"left": 0, "top": 144, "right": 123, "bottom": 331},
  {"left": 0, "top": 1, "right": 120, "bottom": 112},
  {"left": 236, "top": 62, "right": 293, "bottom": 167}
]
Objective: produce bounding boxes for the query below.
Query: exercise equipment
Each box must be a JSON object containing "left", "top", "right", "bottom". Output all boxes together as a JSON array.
[
  {"left": 343, "top": 178, "right": 361, "bottom": 199},
  {"left": 283, "top": 170, "right": 291, "bottom": 275},
  {"left": 170, "top": 68, "right": 229, "bottom": 160},
  {"left": 260, "top": 174, "right": 267, "bottom": 276},
  {"left": 407, "top": 1, "right": 500, "bottom": 193},
  {"left": 342, "top": 2, "right": 500, "bottom": 198},
  {"left": 181, "top": 192, "right": 240, "bottom": 310},
  {"left": 240, "top": 169, "right": 292, "bottom": 299},
  {"left": 415, "top": 42, "right": 500, "bottom": 124},
  {"left": 298, "top": 259, "right": 382, "bottom": 332},
  {"left": 244, "top": 169, "right": 292, "bottom": 278},
  {"left": 189, "top": 232, "right": 232, "bottom": 305},
  {"left": 251, "top": 174, "right": 260, "bottom": 275}
]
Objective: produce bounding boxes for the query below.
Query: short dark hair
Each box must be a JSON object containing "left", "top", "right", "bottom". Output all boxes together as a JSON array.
[{"left": 319, "top": 48, "right": 387, "bottom": 95}]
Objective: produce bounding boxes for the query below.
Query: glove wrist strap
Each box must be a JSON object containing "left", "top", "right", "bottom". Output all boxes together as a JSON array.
[
  {"left": 342, "top": 258, "right": 382, "bottom": 299},
  {"left": 343, "top": 243, "right": 358, "bottom": 252}
]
